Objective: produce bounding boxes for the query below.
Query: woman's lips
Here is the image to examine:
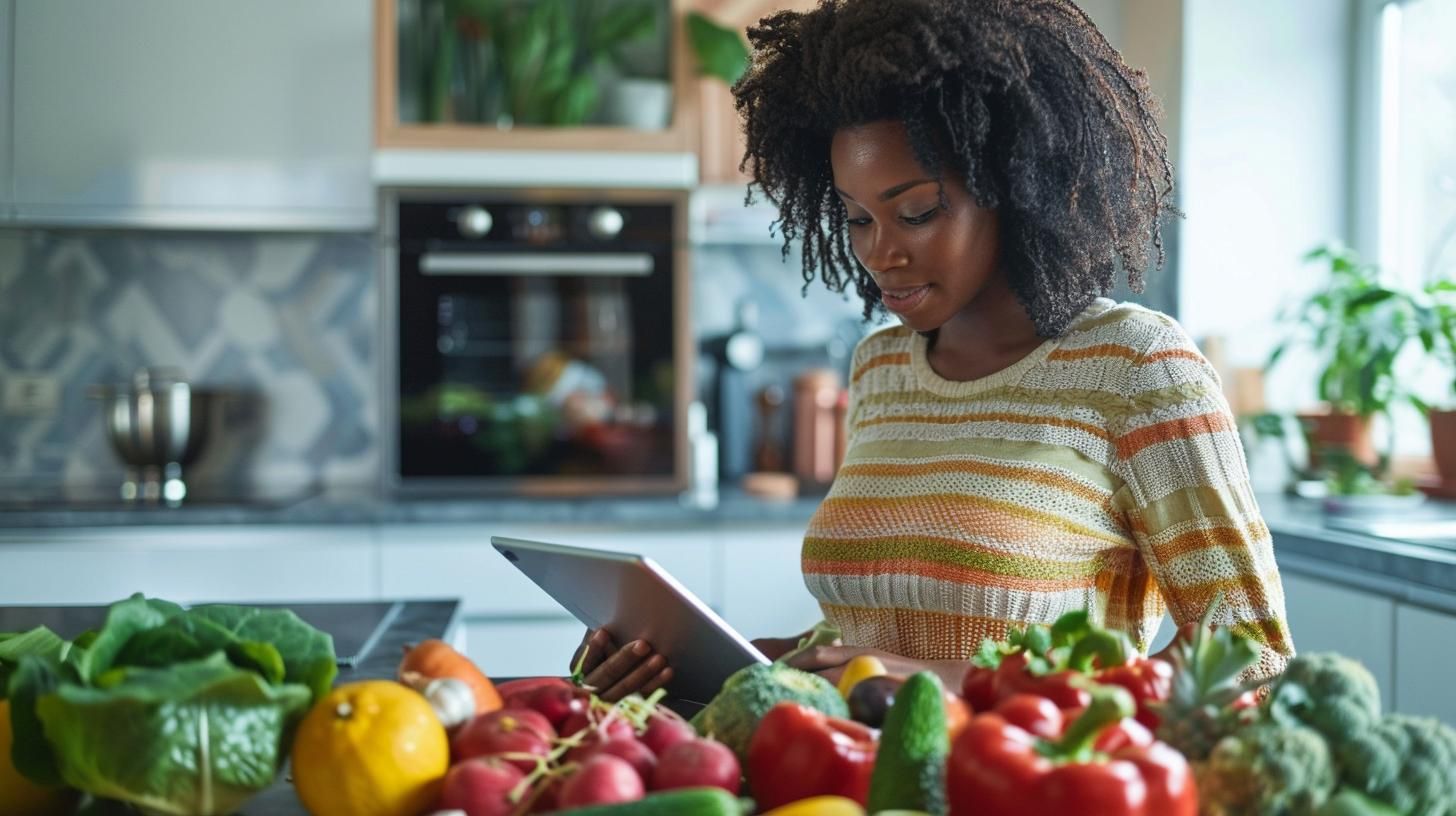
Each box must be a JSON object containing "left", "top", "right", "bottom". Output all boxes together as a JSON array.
[{"left": 880, "top": 284, "right": 930, "bottom": 314}]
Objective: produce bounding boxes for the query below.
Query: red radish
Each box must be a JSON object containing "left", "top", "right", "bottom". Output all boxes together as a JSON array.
[
  {"left": 437, "top": 757, "right": 526, "bottom": 816},
  {"left": 556, "top": 755, "right": 645, "bottom": 808},
  {"left": 561, "top": 710, "right": 635, "bottom": 743},
  {"left": 567, "top": 737, "right": 658, "bottom": 784},
  {"left": 496, "top": 676, "right": 573, "bottom": 704},
  {"left": 524, "top": 682, "right": 589, "bottom": 728},
  {"left": 451, "top": 709, "right": 554, "bottom": 773},
  {"left": 640, "top": 713, "right": 697, "bottom": 756},
  {"left": 652, "top": 738, "right": 741, "bottom": 794}
]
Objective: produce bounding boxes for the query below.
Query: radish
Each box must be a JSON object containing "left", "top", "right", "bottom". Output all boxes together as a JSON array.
[
  {"left": 651, "top": 738, "right": 741, "bottom": 794},
  {"left": 640, "top": 713, "right": 697, "bottom": 756},
  {"left": 451, "top": 709, "right": 554, "bottom": 773},
  {"left": 523, "top": 682, "right": 589, "bottom": 728},
  {"left": 567, "top": 737, "right": 658, "bottom": 784},
  {"left": 437, "top": 757, "right": 525, "bottom": 816},
  {"left": 556, "top": 754, "right": 645, "bottom": 808},
  {"left": 560, "top": 710, "right": 635, "bottom": 744}
]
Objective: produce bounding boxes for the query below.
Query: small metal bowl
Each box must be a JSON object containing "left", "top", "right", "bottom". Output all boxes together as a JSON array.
[{"left": 89, "top": 368, "right": 214, "bottom": 504}]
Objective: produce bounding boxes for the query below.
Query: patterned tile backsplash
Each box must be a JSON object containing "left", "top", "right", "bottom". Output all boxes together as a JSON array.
[{"left": 0, "top": 228, "right": 868, "bottom": 492}]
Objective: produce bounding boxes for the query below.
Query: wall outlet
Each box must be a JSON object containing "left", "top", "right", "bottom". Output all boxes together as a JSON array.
[{"left": 3, "top": 375, "right": 61, "bottom": 416}]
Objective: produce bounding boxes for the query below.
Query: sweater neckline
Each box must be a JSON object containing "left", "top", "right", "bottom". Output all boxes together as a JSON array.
[{"left": 909, "top": 298, "right": 1115, "bottom": 398}]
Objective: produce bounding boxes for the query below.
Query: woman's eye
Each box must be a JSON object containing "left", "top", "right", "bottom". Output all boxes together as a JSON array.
[
  {"left": 902, "top": 208, "right": 939, "bottom": 225},
  {"left": 846, "top": 216, "right": 872, "bottom": 227}
]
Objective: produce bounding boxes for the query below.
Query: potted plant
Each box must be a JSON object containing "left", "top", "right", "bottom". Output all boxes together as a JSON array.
[
  {"left": 425, "top": 0, "right": 660, "bottom": 127},
  {"left": 1424, "top": 279, "right": 1456, "bottom": 488},
  {"left": 1266, "top": 244, "right": 1436, "bottom": 480}
]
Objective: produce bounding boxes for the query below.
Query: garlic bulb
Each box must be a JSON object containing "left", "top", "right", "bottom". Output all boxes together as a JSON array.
[{"left": 400, "top": 671, "right": 477, "bottom": 729}]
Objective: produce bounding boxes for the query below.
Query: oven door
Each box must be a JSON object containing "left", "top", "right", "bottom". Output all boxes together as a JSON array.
[{"left": 385, "top": 197, "right": 688, "bottom": 494}]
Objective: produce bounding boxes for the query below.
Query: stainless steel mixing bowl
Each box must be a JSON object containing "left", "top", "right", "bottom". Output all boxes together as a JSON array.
[{"left": 90, "top": 368, "right": 214, "bottom": 503}]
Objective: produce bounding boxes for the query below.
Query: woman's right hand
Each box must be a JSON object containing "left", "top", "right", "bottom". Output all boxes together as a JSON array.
[{"left": 571, "top": 628, "right": 673, "bottom": 702}]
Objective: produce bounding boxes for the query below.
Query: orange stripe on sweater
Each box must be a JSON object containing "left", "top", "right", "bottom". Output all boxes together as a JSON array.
[
  {"left": 1048, "top": 344, "right": 1139, "bottom": 362},
  {"left": 857, "top": 411, "right": 1112, "bottom": 441},
  {"left": 1140, "top": 348, "right": 1206, "bottom": 366},
  {"left": 1115, "top": 411, "right": 1234, "bottom": 459},
  {"left": 851, "top": 352, "right": 911, "bottom": 383},
  {"left": 1149, "top": 521, "right": 1272, "bottom": 563},
  {"left": 802, "top": 557, "right": 1095, "bottom": 593}
]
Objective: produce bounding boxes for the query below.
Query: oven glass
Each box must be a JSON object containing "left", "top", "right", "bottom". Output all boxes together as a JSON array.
[{"left": 397, "top": 201, "right": 677, "bottom": 480}]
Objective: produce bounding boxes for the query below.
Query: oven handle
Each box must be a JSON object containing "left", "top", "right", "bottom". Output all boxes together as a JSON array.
[{"left": 418, "top": 252, "right": 655, "bottom": 277}]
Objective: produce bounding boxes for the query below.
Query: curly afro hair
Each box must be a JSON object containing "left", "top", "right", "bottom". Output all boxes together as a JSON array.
[{"left": 732, "top": 0, "right": 1177, "bottom": 336}]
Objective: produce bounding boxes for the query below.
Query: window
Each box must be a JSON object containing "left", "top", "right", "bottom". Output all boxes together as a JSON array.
[{"left": 1376, "top": 0, "right": 1456, "bottom": 285}]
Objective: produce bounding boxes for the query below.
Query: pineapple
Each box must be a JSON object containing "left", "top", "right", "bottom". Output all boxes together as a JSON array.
[{"left": 1155, "top": 599, "right": 1264, "bottom": 760}]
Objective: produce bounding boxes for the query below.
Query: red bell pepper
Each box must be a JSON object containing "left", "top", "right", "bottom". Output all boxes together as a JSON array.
[
  {"left": 1097, "top": 655, "right": 1174, "bottom": 730},
  {"left": 746, "top": 702, "right": 878, "bottom": 809},
  {"left": 947, "top": 684, "right": 1197, "bottom": 816}
]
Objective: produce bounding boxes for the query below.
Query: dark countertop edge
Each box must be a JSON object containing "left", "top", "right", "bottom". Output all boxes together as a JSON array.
[{"left": 0, "top": 490, "right": 825, "bottom": 530}]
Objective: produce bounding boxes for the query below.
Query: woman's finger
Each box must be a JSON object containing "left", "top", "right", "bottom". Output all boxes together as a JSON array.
[
  {"left": 584, "top": 639, "right": 651, "bottom": 692},
  {"left": 639, "top": 665, "right": 674, "bottom": 697},
  {"left": 570, "top": 628, "right": 613, "bottom": 674},
  {"left": 783, "top": 645, "right": 854, "bottom": 672},
  {"left": 603, "top": 652, "right": 668, "bottom": 702}
]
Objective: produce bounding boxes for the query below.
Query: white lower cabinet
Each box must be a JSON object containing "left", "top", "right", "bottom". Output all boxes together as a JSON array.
[
  {"left": 1394, "top": 603, "right": 1456, "bottom": 724},
  {"left": 460, "top": 618, "right": 590, "bottom": 679},
  {"left": 0, "top": 525, "right": 377, "bottom": 606},
  {"left": 1280, "top": 571, "right": 1396, "bottom": 711},
  {"left": 719, "top": 524, "right": 825, "bottom": 642}
]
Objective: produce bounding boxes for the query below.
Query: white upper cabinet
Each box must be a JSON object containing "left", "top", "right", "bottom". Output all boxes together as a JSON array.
[{"left": 9, "top": 0, "right": 373, "bottom": 230}]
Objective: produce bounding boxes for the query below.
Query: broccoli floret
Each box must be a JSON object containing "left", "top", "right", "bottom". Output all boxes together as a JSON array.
[
  {"left": 1336, "top": 714, "right": 1456, "bottom": 816},
  {"left": 1267, "top": 653, "right": 1382, "bottom": 742},
  {"left": 690, "top": 662, "right": 847, "bottom": 760},
  {"left": 1196, "top": 722, "right": 1337, "bottom": 816}
]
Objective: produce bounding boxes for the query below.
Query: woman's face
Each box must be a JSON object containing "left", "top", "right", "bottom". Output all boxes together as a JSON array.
[{"left": 830, "top": 120, "right": 1000, "bottom": 333}]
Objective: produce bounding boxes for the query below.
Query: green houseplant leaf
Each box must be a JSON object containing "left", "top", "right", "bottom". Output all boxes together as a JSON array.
[
  {"left": 687, "top": 11, "right": 750, "bottom": 86},
  {"left": 37, "top": 652, "right": 312, "bottom": 816}
]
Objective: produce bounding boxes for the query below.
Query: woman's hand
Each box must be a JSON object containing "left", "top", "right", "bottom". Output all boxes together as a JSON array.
[
  {"left": 571, "top": 628, "right": 674, "bottom": 702},
  {"left": 782, "top": 645, "right": 969, "bottom": 691}
]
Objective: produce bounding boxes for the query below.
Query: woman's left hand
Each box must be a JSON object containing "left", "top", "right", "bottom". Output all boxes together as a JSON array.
[{"left": 783, "top": 645, "right": 969, "bottom": 691}]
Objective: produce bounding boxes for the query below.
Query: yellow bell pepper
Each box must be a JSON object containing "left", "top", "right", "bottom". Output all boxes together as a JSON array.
[
  {"left": 760, "top": 795, "right": 868, "bottom": 816},
  {"left": 837, "top": 654, "right": 889, "bottom": 698}
]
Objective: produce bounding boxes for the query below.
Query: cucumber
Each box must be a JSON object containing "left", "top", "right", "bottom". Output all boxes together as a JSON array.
[
  {"left": 867, "top": 671, "right": 949, "bottom": 815},
  {"left": 557, "top": 787, "right": 752, "bottom": 815}
]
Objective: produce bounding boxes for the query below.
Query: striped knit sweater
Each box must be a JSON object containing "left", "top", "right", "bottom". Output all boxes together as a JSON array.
[{"left": 803, "top": 298, "right": 1294, "bottom": 683}]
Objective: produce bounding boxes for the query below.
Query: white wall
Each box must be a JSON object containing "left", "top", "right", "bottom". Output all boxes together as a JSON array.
[{"left": 1177, "top": 0, "right": 1353, "bottom": 411}]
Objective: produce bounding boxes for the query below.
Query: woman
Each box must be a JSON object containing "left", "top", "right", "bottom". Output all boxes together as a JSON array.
[{"left": 577, "top": 0, "right": 1293, "bottom": 701}]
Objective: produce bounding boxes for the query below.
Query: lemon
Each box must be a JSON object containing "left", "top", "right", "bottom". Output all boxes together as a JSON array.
[
  {"left": 0, "top": 699, "right": 77, "bottom": 816},
  {"left": 291, "top": 680, "right": 449, "bottom": 816}
]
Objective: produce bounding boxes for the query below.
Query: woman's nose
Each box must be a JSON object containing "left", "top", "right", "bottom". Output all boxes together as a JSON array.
[{"left": 862, "top": 226, "right": 909, "bottom": 273}]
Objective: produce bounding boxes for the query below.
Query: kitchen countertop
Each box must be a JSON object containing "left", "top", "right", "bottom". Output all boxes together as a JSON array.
[
  {"left": 0, "top": 598, "right": 462, "bottom": 816},
  {"left": 0, "top": 486, "right": 825, "bottom": 529}
]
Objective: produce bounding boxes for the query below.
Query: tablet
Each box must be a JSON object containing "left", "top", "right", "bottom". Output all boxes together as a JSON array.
[{"left": 491, "top": 536, "right": 770, "bottom": 703}]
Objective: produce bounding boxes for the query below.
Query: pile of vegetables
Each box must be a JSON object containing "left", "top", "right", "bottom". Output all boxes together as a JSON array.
[{"left": 0, "top": 593, "right": 336, "bottom": 816}]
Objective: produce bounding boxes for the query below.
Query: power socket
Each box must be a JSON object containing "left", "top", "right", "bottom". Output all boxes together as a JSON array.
[{"left": 3, "top": 375, "right": 61, "bottom": 416}]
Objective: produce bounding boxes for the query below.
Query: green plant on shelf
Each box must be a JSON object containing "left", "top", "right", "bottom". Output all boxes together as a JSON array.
[
  {"left": 685, "top": 11, "right": 750, "bottom": 86},
  {"left": 425, "top": 0, "right": 660, "bottom": 127}
]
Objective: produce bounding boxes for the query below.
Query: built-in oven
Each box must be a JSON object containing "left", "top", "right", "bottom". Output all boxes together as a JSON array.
[{"left": 381, "top": 190, "right": 691, "bottom": 495}]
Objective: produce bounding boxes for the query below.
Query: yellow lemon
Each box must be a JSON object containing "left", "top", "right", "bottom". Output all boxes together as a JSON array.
[
  {"left": 290, "top": 680, "right": 449, "bottom": 816},
  {"left": 0, "top": 699, "right": 77, "bottom": 816},
  {"left": 837, "top": 654, "right": 889, "bottom": 698}
]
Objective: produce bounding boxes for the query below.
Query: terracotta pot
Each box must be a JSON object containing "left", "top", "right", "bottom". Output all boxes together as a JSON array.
[
  {"left": 1296, "top": 410, "right": 1376, "bottom": 470},
  {"left": 1430, "top": 409, "right": 1456, "bottom": 485}
]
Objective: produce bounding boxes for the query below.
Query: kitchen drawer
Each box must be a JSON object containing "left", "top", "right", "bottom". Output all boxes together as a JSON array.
[
  {"left": 0, "top": 526, "right": 378, "bottom": 606},
  {"left": 378, "top": 524, "right": 719, "bottom": 617},
  {"left": 1394, "top": 603, "right": 1456, "bottom": 722},
  {"left": 720, "top": 524, "right": 823, "bottom": 641},
  {"left": 1281, "top": 571, "right": 1395, "bottom": 710},
  {"left": 459, "top": 617, "right": 586, "bottom": 679}
]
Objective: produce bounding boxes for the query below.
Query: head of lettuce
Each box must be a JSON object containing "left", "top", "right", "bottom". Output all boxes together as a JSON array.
[{"left": 0, "top": 594, "right": 336, "bottom": 816}]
